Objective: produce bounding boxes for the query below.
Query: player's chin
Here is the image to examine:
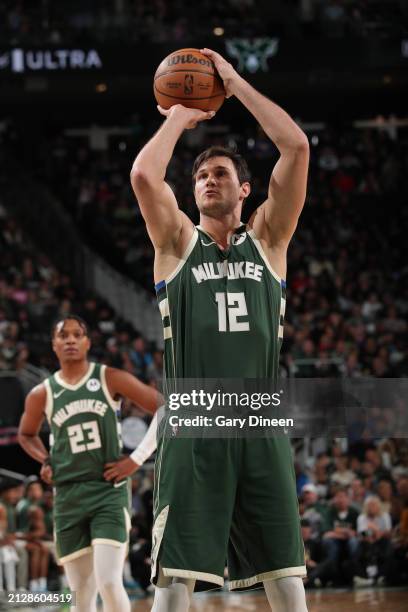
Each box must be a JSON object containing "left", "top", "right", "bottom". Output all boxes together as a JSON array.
[
  {"left": 63, "top": 352, "right": 82, "bottom": 362},
  {"left": 198, "top": 200, "right": 228, "bottom": 217}
]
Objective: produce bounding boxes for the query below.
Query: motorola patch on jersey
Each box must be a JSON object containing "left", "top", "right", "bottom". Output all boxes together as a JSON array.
[{"left": 86, "top": 378, "right": 101, "bottom": 392}]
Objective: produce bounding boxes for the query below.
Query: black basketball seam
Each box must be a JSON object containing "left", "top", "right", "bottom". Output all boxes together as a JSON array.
[
  {"left": 154, "top": 69, "right": 219, "bottom": 80},
  {"left": 153, "top": 84, "right": 224, "bottom": 100}
]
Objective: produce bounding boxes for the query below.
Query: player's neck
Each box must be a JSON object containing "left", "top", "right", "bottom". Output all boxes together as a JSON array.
[
  {"left": 59, "top": 360, "right": 90, "bottom": 385},
  {"left": 199, "top": 213, "right": 242, "bottom": 249}
]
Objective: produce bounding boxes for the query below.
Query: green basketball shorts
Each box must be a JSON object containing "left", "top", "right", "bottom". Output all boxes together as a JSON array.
[
  {"left": 152, "top": 427, "right": 306, "bottom": 591},
  {"left": 54, "top": 480, "right": 130, "bottom": 564}
]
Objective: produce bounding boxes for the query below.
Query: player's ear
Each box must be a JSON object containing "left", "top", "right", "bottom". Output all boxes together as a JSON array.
[{"left": 240, "top": 181, "right": 251, "bottom": 201}]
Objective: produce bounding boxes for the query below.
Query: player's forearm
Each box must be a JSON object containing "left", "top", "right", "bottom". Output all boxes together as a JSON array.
[
  {"left": 232, "top": 78, "right": 308, "bottom": 153},
  {"left": 131, "top": 114, "right": 186, "bottom": 183},
  {"left": 18, "top": 434, "right": 49, "bottom": 464}
]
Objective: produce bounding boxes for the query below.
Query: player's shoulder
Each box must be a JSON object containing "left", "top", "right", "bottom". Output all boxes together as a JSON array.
[
  {"left": 25, "top": 381, "right": 48, "bottom": 411},
  {"left": 29, "top": 381, "right": 47, "bottom": 396}
]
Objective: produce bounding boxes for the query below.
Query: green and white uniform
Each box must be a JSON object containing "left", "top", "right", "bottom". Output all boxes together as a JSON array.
[
  {"left": 44, "top": 362, "right": 130, "bottom": 564},
  {"left": 152, "top": 225, "right": 306, "bottom": 590}
]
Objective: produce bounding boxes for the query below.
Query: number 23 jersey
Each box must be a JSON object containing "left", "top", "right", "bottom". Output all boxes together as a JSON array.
[
  {"left": 155, "top": 225, "right": 286, "bottom": 380},
  {"left": 44, "top": 362, "right": 122, "bottom": 485}
]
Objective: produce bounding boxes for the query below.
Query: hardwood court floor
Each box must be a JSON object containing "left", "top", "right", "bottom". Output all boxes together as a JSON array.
[{"left": 131, "top": 588, "right": 408, "bottom": 611}]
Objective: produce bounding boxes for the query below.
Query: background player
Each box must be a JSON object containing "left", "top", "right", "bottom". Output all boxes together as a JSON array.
[
  {"left": 131, "top": 48, "right": 309, "bottom": 611},
  {"left": 18, "top": 315, "right": 161, "bottom": 612}
]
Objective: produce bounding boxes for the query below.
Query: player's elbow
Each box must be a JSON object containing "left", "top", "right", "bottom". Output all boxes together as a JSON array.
[
  {"left": 292, "top": 134, "right": 309, "bottom": 156},
  {"left": 130, "top": 165, "right": 150, "bottom": 191},
  {"left": 17, "top": 430, "right": 28, "bottom": 448}
]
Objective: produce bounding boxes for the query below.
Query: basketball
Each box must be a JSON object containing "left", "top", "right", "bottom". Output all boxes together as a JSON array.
[{"left": 154, "top": 48, "right": 225, "bottom": 112}]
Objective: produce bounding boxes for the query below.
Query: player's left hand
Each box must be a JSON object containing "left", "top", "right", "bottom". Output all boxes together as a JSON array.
[
  {"left": 104, "top": 457, "right": 140, "bottom": 483},
  {"left": 40, "top": 463, "right": 53, "bottom": 485},
  {"left": 200, "top": 48, "right": 241, "bottom": 98}
]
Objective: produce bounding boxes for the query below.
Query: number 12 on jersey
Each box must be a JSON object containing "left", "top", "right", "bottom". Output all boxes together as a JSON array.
[{"left": 215, "top": 292, "right": 250, "bottom": 332}]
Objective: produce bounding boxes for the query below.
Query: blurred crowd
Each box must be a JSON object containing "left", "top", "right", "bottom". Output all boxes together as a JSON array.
[
  {"left": 0, "top": 0, "right": 406, "bottom": 44},
  {"left": 297, "top": 439, "right": 408, "bottom": 588},
  {"left": 2, "top": 437, "right": 408, "bottom": 592},
  {"left": 0, "top": 204, "right": 163, "bottom": 380}
]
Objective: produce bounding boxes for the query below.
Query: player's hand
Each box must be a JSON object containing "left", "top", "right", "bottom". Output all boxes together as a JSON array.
[
  {"left": 157, "top": 104, "right": 215, "bottom": 129},
  {"left": 40, "top": 464, "right": 53, "bottom": 485},
  {"left": 104, "top": 456, "right": 140, "bottom": 483},
  {"left": 200, "top": 48, "right": 241, "bottom": 98}
]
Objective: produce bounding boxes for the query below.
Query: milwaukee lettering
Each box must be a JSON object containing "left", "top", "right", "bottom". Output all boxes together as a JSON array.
[
  {"left": 52, "top": 399, "right": 108, "bottom": 427},
  {"left": 168, "top": 54, "right": 212, "bottom": 69},
  {"left": 192, "top": 261, "right": 264, "bottom": 283}
]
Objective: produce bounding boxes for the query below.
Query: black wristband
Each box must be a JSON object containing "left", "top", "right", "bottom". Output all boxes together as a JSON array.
[{"left": 42, "top": 457, "right": 51, "bottom": 467}]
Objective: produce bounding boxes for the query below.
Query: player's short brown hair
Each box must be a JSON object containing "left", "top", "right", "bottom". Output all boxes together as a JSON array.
[{"left": 192, "top": 146, "right": 251, "bottom": 187}]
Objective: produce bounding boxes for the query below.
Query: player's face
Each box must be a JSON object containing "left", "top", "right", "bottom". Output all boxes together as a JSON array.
[
  {"left": 194, "top": 156, "right": 250, "bottom": 218},
  {"left": 52, "top": 319, "right": 91, "bottom": 364}
]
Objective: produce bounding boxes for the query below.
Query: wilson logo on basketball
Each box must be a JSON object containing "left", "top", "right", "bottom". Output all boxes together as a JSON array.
[
  {"left": 184, "top": 74, "right": 194, "bottom": 95},
  {"left": 167, "top": 54, "right": 212, "bottom": 68}
]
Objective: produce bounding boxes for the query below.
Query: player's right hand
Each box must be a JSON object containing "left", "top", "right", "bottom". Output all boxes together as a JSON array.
[
  {"left": 104, "top": 456, "right": 140, "bottom": 483},
  {"left": 40, "top": 464, "right": 53, "bottom": 485},
  {"left": 157, "top": 104, "right": 215, "bottom": 129}
]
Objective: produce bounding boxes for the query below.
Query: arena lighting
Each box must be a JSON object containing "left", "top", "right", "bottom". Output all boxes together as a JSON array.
[
  {"left": 96, "top": 83, "right": 107, "bottom": 93},
  {"left": 213, "top": 27, "right": 225, "bottom": 36}
]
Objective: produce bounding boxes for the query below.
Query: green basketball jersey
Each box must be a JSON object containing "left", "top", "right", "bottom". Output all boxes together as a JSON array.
[
  {"left": 155, "top": 225, "right": 286, "bottom": 380},
  {"left": 44, "top": 362, "right": 122, "bottom": 485}
]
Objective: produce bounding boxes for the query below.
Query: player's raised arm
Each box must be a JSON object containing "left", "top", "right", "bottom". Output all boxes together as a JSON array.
[
  {"left": 130, "top": 105, "right": 215, "bottom": 250},
  {"left": 202, "top": 48, "right": 309, "bottom": 248},
  {"left": 105, "top": 366, "right": 163, "bottom": 414}
]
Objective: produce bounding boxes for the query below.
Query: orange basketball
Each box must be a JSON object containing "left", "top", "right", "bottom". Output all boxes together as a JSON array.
[{"left": 154, "top": 48, "right": 225, "bottom": 112}]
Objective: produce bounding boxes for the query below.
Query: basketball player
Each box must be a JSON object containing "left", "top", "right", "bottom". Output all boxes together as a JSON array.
[
  {"left": 130, "top": 48, "right": 310, "bottom": 612},
  {"left": 18, "top": 315, "right": 161, "bottom": 612}
]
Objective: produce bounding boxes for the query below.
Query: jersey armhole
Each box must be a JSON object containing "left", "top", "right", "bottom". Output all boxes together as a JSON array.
[
  {"left": 247, "top": 228, "right": 284, "bottom": 285},
  {"left": 163, "top": 227, "right": 199, "bottom": 285},
  {"left": 43, "top": 379, "right": 53, "bottom": 424},
  {"left": 100, "top": 365, "right": 121, "bottom": 412}
]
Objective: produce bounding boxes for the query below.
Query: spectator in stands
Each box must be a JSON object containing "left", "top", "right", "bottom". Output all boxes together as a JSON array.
[
  {"left": 301, "top": 518, "right": 334, "bottom": 588},
  {"left": 0, "top": 483, "right": 28, "bottom": 589},
  {"left": 0, "top": 502, "right": 19, "bottom": 590},
  {"left": 348, "top": 495, "right": 393, "bottom": 585},
  {"left": 323, "top": 488, "right": 359, "bottom": 584},
  {"left": 376, "top": 479, "right": 395, "bottom": 517},
  {"left": 129, "top": 336, "right": 153, "bottom": 382},
  {"left": 16, "top": 478, "right": 44, "bottom": 532},
  {"left": 24, "top": 506, "right": 50, "bottom": 591},
  {"left": 301, "top": 483, "right": 330, "bottom": 538},
  {"left": 349, "top": 478, "right": 367, "bottom": 512},
  {"left": 331, "top": 454, "right": 356, "bottom": 487}
]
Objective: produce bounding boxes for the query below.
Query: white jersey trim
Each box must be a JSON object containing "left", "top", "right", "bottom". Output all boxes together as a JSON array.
[
  {"left": 54, "top": 362, "right": 95, "bottom": 391},
  {"left": 229, "top": 565, "right": 307, "bottom": 590},
  {"left": 100, "top": 364, "right": 121, "bottom": 412},
  {"left": 58, "top": 545, "right": 92, "bottom": 565},
  {"left": 162, "top": 567, "right": 224, "bottom": 587},
  {"left": 247, "top": 228, "right": 283, "bottom": 284},
  {"left": 165, "top": 228, "right": 198, "bottom": 285}
]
